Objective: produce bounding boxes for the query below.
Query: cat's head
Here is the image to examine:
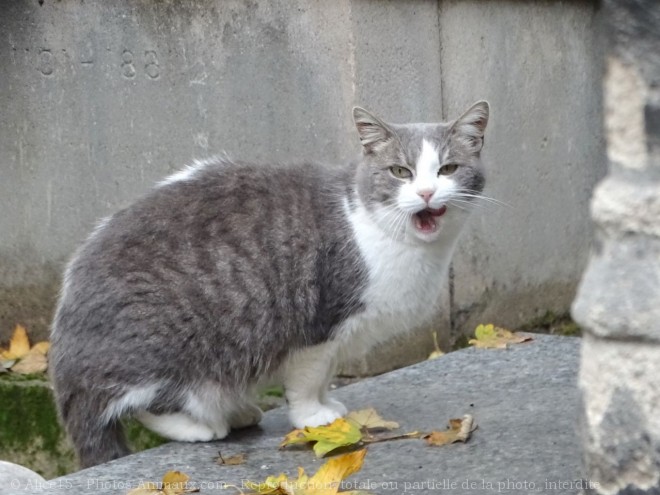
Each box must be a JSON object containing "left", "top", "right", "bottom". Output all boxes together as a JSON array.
[{"left": 352, "top": 101, "right": 489, "bottom": 244}]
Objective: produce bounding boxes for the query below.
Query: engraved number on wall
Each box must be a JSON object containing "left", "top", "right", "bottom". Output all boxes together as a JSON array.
[
  {"left": 38, "top": 49, "right": 54, "bottom": 76},
  {"left": 121, "top": 49, "right": 137, "bottom": 79},
  {"left": 121, "top": 49, "right": 160, "bottom": 79},
  {"left": 144, "top": 50, "right": 160, "bottom": 79}
]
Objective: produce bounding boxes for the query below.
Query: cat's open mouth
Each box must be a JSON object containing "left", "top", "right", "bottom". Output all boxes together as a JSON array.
[{"left": 413, "top": 205, "right": 447, "bottom": 234}]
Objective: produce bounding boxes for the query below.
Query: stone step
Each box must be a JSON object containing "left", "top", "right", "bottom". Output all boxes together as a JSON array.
[{"left": 39, "top": 334, "right": 583, "bottom": 495}]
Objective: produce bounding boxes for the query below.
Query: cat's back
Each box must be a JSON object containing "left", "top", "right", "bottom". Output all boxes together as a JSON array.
[
  {"left": 51, "top": 157, "right": 363, "bottom": 383},
  {"left": 71, "top": 158, "right": 351, "bottom": 277}
]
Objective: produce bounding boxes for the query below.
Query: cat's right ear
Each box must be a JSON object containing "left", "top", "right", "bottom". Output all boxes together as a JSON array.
[{"left": 353, "top": 107, "right": 393, "bottom": 154}]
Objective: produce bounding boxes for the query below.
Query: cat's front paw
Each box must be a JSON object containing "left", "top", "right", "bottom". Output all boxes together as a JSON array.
[
  {"left": 323, "top": 398, "right": 348, "bottom": 416},
  {"left": 289, "top": 403, "right": 343, "bottom": 428}
]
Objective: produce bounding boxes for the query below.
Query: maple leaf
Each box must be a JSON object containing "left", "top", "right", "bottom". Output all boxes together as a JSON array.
[
  {"left": 281, "top": 418, "right": 363, "bottom": 458},
  {"left": 126, "top": 470, "right": 198, "bottom": 495},
  {"left": 424, "top": 415, "right": 476, "bottom": 446},
  {"left": 245, "top": 449, "right": 368, "bottom": 495},
  {"left": 468, "top": 324, "right": 532, "bottom": 349},
  {"left": 346, "top": 408, "right": 399, "bottom": 431}
]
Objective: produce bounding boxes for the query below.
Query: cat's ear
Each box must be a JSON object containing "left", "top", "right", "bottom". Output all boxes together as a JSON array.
[
  {"left": 353, "top": 107, "right": 394, "bottom": 154},
  {"left": 449, "top": 100, "right": 490, "bottom": 154}
]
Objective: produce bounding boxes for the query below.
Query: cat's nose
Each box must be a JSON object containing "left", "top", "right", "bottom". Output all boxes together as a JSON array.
[{"left": 417, "top": 190, "right": 435, "bottom": 203}]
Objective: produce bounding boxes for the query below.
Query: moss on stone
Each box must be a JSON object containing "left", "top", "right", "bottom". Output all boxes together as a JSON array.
[
  {"left": 517, "top": 310, "right": 582, "bottom": 337},
  {"left": 0, "top": 374, "right": 169, "bottom": 478}
]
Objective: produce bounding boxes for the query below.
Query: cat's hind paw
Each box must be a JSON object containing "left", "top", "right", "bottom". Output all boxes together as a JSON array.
[
  {"left": 228, "top": 404, "right": 263, "bottom": 429},
  {"left": 289, "top": 403, "right": 344, "bottom": 429}
]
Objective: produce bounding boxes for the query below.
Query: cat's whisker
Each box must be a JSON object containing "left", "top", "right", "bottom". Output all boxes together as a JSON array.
[
  {"left": 454, "top": 189, "right": 511, "bottom": 208},
  {"left": 448, "top": 197, "right": 491, "bottom": 211}
]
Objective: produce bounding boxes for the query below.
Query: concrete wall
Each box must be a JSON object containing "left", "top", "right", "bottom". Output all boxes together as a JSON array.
[
  {"left": 0, "top": 0, "right": 604, "bottom": 374},
  {"left": 572, "top": 0, "right": 660, "bottom": 492}
]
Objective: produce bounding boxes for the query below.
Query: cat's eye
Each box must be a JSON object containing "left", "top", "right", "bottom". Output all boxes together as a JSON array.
[
  {"left": 389, "top": 166, "right": 413, "bottom": 179},
  {"left": 438, "top": 164, "right": 458, "bottom": 176}
]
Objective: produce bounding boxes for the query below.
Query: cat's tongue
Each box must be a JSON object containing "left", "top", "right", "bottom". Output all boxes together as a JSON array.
[{"left": 413, "top": 206, "right": 447, "bottom": 233}]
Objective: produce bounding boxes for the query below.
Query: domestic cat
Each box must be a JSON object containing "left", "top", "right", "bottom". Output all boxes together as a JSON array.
[{"left": 50, "top": 101, "right": 489, "bottom": 468}]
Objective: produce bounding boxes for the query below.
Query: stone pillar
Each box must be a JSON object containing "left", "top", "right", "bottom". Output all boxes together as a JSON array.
[{"left": 572, "top": 1, "right": 660, "bottom": 494}]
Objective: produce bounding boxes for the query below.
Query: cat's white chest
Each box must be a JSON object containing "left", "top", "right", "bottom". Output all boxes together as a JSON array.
[{"left": 339, "top": 203, "right": 453, "bottom": 351}]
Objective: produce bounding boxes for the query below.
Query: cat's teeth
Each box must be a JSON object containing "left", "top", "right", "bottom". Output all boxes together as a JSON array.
[{"left": 413, "top": 211, "right": 438, "bottom": 233}]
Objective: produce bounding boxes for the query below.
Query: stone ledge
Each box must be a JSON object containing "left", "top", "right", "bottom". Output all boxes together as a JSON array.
[{"left": 41, "top": 335, "right": 584, "bottom": 495}]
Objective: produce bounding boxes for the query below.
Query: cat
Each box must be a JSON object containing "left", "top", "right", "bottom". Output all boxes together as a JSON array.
[{"left": 49, "top": 101, "right": 489, "bottom": 468}]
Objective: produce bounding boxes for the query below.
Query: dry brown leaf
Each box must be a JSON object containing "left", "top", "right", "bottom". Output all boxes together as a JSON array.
[
  {"left": 424, "top": 415, "right": 476, "bottom": 446},
  {"left": 346, "top": 408, "right": 399, "bottom": 431},
  {"left": 1, "top": 324, "right": 31, "bottom": 360},
  {"left": 215, "top": 452, "right": 247, "bottom": 466},
  {"left": 469, "top": 324, "right": 532, "bottom": 349},
  {"left": 11, "top": 349, "right": 48, "bottom": 374}
]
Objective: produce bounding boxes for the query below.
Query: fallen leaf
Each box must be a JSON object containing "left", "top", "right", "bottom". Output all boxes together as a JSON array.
[
  {"left": 346, "top": 408, "right": 399, "bottom": 431},
  {"left": 281, "top": 418, "right": 363, "bottom": 458},
  {"left": 215, "top": 452, "right": 247, "bottom": 466},
  {"left": 427, "top": 331, "right": 445, "bottom": 360},
  {"left": 424, "top": 415, "right": 476, "bottom": 446},
  {"left": 11, "top": 348, "right": 48, "bottom": 374},
  {"left": 468, "top": 324, "right": 532, "bottom": 349},
  {"left": 245, "top": 449, "right": 369, "bottom": 495},
  {"left": 31, "top": 341, "right": 51, "bottom": 355},
  {"left": 125, "top": 470, "right": 198, "bottom": 495},
  {"left": 1, "top": 325, "right": 31, "bottom": 360},
  {"left": 0, "top": 326, "right": 51, "bottom": 374}
]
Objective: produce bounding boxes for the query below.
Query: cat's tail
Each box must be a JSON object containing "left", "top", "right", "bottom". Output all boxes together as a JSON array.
[{"left": 55, "top": 386, "right": 131, "bottom": 468}]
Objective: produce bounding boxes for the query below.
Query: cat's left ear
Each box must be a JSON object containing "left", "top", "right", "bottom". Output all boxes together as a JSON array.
[
  {"left": 449, "top": 100, "right": 490, "bottom": 154},
  {"left": 353, "top": 107, "right": 394, "bottom": 154}
]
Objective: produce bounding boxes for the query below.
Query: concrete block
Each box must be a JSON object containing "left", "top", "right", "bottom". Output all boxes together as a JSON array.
[
  {"left": 1, "top": 0, "right": 603, "bottom": 373},
  {"left": 437, "top": 0, "right": 607, "bottom": 339},
  {"left": 580, "top": 335, "right": 660, "bottom": 493}
]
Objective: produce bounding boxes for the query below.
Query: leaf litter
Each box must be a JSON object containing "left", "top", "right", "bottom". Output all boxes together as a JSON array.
[
  {"left": 0, "top": 324, "right": 50, "bottom": 374},
  {"left": 469, "top": 323, "right": 532, "bottom": 349}
]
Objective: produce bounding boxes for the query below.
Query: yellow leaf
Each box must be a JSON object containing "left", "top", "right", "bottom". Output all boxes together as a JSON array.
[
  {"left": 125, "top": 471, "right": 197, "bottom": 495},
  {"left": 427, "top": 349, "right": 445, "bottom": 360},
  {"left": 1, "top": 325, "right": 30, "bottom": 360},
  {"left": 468, "top": 324, "right": 532, "bottom": 349},
  {"left": 346, "top": 408, "right": 399, "bottom": 431},
  {"left": 162, "top": 471, "right": 195, "bottom": 495},
  {"left": 244, "top": 473, "right": 290, "bottom": 495},
  {"left": 427, "top": 330, "right": 445, "bottom": 360},
  {"left": 280, "top": 418, "right": 363, "bottom": 458},
  {"left": 424, "top": 415, "right": 476, "bottom": 446},
  {"left": 245, "top": 450, "right": 369, "bottom": 495},
  {"left": 307, "top": 449, "right": 367, "bottom": 494},
  {"left": 31, "top": 341, "right": 51, "bottom": 355},
  {"left": 11, "top": 348, "right": 47, "bottom": 374}
]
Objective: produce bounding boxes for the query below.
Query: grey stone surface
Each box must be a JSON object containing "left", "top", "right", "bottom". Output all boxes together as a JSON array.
[
  {"left": 0, "top": 462, "right": 45, "bottom": 495},
  {"left": 43, "top": 335, "right": 585, "bottom": 495},
  {"left": 1, "top": 1, "right": 603, "bottom": 373},
  {"left": 572, "top": 1, "right": 660, "bottom": 493}
]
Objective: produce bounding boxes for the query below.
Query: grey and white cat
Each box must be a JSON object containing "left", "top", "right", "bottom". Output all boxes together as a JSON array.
[{"left": 50, "top": 101, "right": 489, "bottom": 468}]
